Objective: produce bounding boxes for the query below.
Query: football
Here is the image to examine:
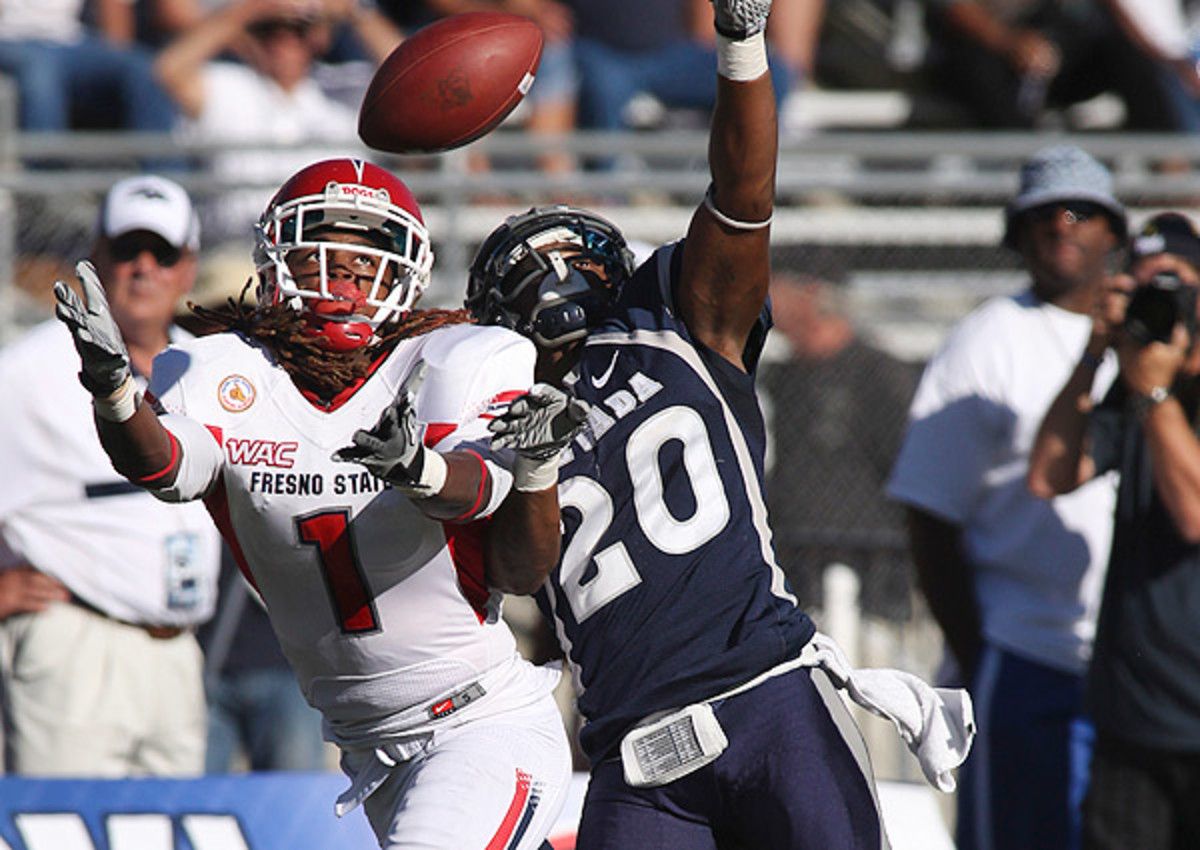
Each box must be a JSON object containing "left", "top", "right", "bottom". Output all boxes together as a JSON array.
[{"left": 358, "top": 12, "right": 544, "bottom": 154}]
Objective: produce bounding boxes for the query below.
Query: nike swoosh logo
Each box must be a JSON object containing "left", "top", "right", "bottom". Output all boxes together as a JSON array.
[{"left": 591, "top": 351, "right": 619, "bottom": 389}]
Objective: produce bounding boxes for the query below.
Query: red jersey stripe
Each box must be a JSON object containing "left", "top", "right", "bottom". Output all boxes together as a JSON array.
[
  {"left": 485, "top": 770, "right": 532, "bottom": 850},
  {"left": 443, "top": 519, "right": 490, "bottom": 623},
  {"left": 202, "top": 478, "right": 259, "bottom": 594}
]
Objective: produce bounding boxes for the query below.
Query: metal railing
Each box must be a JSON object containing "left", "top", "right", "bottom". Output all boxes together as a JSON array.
[{"left": 3, "top": 89, "right": 1199, "bottom": 345}]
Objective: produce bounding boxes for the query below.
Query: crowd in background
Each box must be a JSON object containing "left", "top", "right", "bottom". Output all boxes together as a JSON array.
[{"left": 5, "top": 0, "right": 1200, "bottom": 141}]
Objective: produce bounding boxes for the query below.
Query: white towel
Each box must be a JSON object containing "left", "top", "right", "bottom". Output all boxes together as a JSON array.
[{"left": 802, "top": 632, "right": 976, "bottom": 793}]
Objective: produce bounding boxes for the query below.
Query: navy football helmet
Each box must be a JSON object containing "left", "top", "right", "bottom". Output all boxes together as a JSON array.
[{"left": 466, "top": 206, "right": 636, "bottom": 348}]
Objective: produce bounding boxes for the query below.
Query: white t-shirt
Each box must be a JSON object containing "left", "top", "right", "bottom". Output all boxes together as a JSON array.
[
  {"left": 0, "top": 0, "right": 84, "bottom": 43},
  {"left": 887, "top": 290, "right": 1118, "bottom": 675},
  {"left": 146, "top": 323, "right": 554, "bottom": 746},
  {"left": 0, "top": 321, "right": 221, "bottom": 626},
  {"left": 1106, "top": 0, "right": 1192, "bottom": 59},
  {"left": 182, "top": 61, "right": 361, "bottom": 241}
]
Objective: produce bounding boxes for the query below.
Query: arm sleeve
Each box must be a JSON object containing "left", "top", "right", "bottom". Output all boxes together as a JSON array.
[
  {"left": 144, "top": 345, "right": 224, "bottom": 503},
  {"left": 150, "top": 413, "right": 224, "bottom": 503}
]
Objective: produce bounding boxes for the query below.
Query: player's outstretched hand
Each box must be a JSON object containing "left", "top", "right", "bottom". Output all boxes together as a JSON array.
[
  {"left": 711, "top": 0, "right": 772, "bottom": 39},
  {"left": 332, "top": 361, "right": 445, "bottom": 497},
  {"left": 489, "top": 383, "right": 589, "bottom": 461},
  {"left": 53, "top": 260, "right": 132, "bottom": 396}
]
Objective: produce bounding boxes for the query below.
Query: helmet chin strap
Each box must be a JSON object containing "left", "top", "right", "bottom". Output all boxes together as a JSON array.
[{"left": 546, "top": 249, "right": 571, "bottom": 281}]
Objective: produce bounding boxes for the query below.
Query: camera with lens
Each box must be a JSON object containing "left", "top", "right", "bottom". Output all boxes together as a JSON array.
[{"left": 1124, "top": 271, "right": 1199, "bottom": 346}]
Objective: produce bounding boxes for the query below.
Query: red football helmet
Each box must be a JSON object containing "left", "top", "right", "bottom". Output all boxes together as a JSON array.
[{"left": 254, "top": 158, "right": 434, "bottom": 351}]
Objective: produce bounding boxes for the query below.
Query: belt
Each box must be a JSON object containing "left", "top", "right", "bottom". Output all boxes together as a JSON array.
[{"left": 69, "top": 595, "right": 189, "bottom": 641}]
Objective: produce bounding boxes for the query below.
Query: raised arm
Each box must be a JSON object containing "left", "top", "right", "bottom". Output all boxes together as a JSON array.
[
  {"left": 53, "top": 263, "right": 180, "bottom": 487},
  {"left": 154, "top": 0, "right": 261, "bottom": 118},
  {"left": 1027, "top": 356, "right": 1102, "bottom": 497},
  {"left": 1119, "top": 326, "right": 1200, "bottom": 542},
  {"left": 1029, "top": 273, "right": 1131, "bottom": 497},
  {"left": 677, "top": 0, "right": 778, "bottom": 370}
]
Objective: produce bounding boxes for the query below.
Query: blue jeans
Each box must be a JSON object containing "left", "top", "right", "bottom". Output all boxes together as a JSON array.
[
  {"left": 956, "top": 644, "right": 1094, "bottom": 850},
  {"left": 205, "top": 667, "right": 327, "bottom": 773},
  {"left": 0, "top": 36, "right": 177, "bottom": 131},
  {"left": 573, "top": 37, "right": 793, "bottom": 131}
]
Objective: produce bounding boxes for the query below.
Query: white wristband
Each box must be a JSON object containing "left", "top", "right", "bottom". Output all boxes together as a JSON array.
[
  {"left": 93, "top": 375, "right": 140, "bottom": 423},
  {"left": 716, "top": 32, "right": 768, "bottom": 82},
  {"left": 395, "top": 449, "right": 448, "bottom": 499},
  {"left": 512, "top": 453, "right": 561, "bottom": 493}
]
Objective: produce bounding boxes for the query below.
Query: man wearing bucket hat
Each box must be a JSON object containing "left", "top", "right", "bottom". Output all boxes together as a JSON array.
[
  {"left": 888, "top": 144, "right": 1127, "bottom": 850},
  {"left": 1030, "top": 211, "right": 1200, "bottom": 849},
  {"left": 0, "top": 174, "right": 221, "bottom": 775}
]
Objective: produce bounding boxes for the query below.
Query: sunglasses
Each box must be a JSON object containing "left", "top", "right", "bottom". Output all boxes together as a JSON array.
[
  {"left": 108, "top": 234, "right": 183, "bottom": 267},
  {"left": 1025, "top": 201, "right": 1106, "bottom": 225},
  {"left": 248, "top": 18, "right": 313, "bottom": 39}
]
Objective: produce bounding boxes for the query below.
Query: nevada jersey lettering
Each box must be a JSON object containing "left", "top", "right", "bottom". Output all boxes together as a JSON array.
[{"left": 540, "top": 245, "right": 816, "bottom": 761}]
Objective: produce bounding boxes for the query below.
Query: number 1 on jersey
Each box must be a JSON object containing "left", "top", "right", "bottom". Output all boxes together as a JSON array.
[{"left": 297, "top": 510, "right": 380, "bottom": 634}]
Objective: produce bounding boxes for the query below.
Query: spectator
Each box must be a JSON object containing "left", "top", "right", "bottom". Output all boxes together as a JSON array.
[
  {"left": 760, "top": 268, "right": 920, "bottom": 620},
  {"left": 887, "top": 144, "right": 1126, "bottom": 850},
  {"left": 200, "top": 552, "right": 327, "bottom": 772},
  {"left": 0, "top": 0, "right": 177, "bottom": 132},
  {"left": 154, "top": 0, "right": 403, "bottom": 246},
  {"left": 0, "top": 175, "right": 222, "bottom": 776},
  {"left": 53, "top": 157, "right": 572, "bottom": 848},
  {"left": 1102, "top": 0, "right": 1200, "bottom": 133},
  {"left": 1029, "top": 211, "right": 1200, "bottom": 850},
  {"left": 921, "top": 0, "right": 1179, "bottom": 130},
  {"left": 463, "top": 0, "right": 974, "bottom": 843},
  {"left": 520, "top": 0, "right": 809, "bottom": 172}
]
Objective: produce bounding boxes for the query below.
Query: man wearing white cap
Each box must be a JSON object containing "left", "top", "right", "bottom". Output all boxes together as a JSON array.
[
  {"left": 888, "top": 144, "right": 1127, "bottom": 850},
  {"left": 0, "top": 174, "right": 221, "bottom": 776}
]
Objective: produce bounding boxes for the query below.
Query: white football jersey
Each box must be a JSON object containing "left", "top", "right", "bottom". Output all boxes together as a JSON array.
[{"left": 146, "top": 322, "right": 542, "bottom": 746}]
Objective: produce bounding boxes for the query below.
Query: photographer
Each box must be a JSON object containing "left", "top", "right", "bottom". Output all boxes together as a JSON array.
[{"left": 1029, "top": 211, "right": 1200, "bottom": 850}]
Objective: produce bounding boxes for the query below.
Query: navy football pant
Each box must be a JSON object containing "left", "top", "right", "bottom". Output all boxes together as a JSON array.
[{"left": 575, "top": 666, "right": 888, "bottom": 849}]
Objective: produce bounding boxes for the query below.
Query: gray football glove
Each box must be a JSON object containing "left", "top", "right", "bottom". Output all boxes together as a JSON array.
[
  {"left": 489, "top": 383, "right": 590, "bottom": 461},
  {"left": 53, "top": 260, "right": 132, "bottom": 396},
  {"left": 332, "top": 361, "right": 443, "bottom": 496},
  {"left": 712, "top": 0, "right": 772, "bottom": 39}
]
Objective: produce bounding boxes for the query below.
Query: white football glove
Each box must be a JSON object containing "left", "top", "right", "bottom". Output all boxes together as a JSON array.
[
  {"left": 332, "top": 361, "right": 447, "bottom": 497},
  {"left": 711, "top": 0, "right": 772, "bottom": 39},
  {"left": 489, "top": 383, "right": 589, "bottom": 460},
  {"left": 53, "top": 260, "right": 132, "bottom": 397}
]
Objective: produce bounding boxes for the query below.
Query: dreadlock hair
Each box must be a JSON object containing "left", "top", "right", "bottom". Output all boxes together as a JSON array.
[{"left": 188, "top": 281, "right": 473, "bottom": 405}]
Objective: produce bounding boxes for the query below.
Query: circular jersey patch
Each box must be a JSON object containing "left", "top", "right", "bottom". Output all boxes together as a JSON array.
[{"left": 218, "top": 374, "right": 256, "bottom": 412}]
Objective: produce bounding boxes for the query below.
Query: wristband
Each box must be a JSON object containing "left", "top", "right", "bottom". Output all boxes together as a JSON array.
[
  {"left": 703, "top": 184, "right": 773, "bottom": 231},
  {"left": 93, "top": 375, "right": 140, "bottom": 423},
  {"left": 512, "top": 453, "right": 561, "bottom": 493},
  {"left": 394, "top": 448, "right": 448, "bottom": 499},
  {"left": 716, "top": 32, "right": 768, "bottom": 82},
  {"left": 1080, "top": 350, "right": 1104, "bottom": 371}
]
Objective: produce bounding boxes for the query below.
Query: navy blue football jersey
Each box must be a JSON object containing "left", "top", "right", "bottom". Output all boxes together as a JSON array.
[{"left": 538, "top": 243, "right": 816, "bottom": 762}]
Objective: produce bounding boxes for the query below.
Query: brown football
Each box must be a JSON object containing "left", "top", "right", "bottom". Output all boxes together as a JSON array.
[{"left": 358, "top": 12, "right": 543, "bottom": 154}]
